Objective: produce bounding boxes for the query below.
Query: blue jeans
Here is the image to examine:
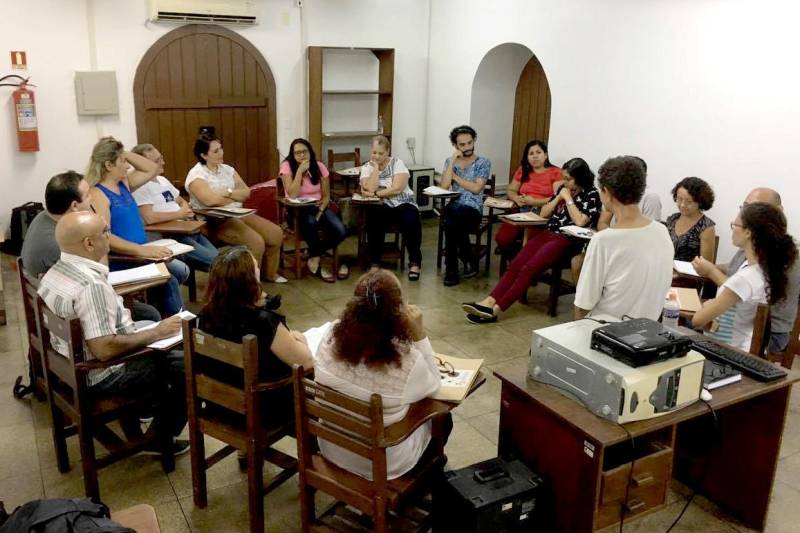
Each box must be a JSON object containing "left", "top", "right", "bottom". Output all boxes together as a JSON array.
[
  {"left": 175, "top": 233, "right": 218, "bottom": 270},
  {"left": 90, "top": 350, "right": 187, "bottom": 438},
  {"left": 297, "top": 207, "right": 347, "bottom": 257}
]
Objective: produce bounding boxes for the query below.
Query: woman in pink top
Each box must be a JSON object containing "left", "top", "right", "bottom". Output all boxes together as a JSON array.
[
  {"left": 279, "top": 138, "right": 348, "bottom": 282},
  {"left": 495, "top": 139, "right": 563, "bottom": 251}
]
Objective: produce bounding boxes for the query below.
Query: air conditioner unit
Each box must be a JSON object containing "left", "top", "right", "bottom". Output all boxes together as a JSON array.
[{"left": 149, "top": 0, "right": 259, "bottom": 26}]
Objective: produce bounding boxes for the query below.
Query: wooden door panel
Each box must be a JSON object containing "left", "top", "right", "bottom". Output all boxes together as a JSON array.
[
  {"left": 134, "top": 25, "right": 278, "bottom": 188},
  {"left": 509, "top": 56, "right": 551, "bottom": 178}
]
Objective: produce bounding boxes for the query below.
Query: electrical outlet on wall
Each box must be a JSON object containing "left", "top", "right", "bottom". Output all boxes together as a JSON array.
[{"left": 406, "top": 137, "right": 416, "bottom": 149}]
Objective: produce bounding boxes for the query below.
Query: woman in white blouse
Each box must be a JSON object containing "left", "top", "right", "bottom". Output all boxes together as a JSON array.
[
  {"left": 314, "top": 268, "right": 450, "bottom": 480},
  {"left": 692, "top": 203, "right": 797, "bottom": 350},
  {"left": 360, "top": 135, "right": 423, "bottom": 280},
  {"left": 185, "top": 132, "right": 286, "bottom": 283}
]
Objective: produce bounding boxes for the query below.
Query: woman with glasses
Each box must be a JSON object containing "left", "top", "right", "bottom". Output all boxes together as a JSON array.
[
  {"left": 692, "top": 203, "right": 798, "bottom": 351},
  {"left": 279, "top": 138, "right": 348, "bottom": 282},
  {"left": 197, "top": 246, "right": 313, "bottom": 428},
  {"left": 665, "top": 177, "right": 716, "bottom": 261},
  {"left": 313, "top": 268, "right": 450, "bottom": 480},
  {"left": 462, "top": 158, "right": 601, "bottom": 324}
]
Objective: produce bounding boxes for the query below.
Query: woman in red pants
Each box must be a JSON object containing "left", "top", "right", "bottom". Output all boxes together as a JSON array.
[
  {"left": 463, "top": 158, "right": 601, "bottom": 323},
  {"left": 495, "top": 140, "right": 563, "bottom": 253}
]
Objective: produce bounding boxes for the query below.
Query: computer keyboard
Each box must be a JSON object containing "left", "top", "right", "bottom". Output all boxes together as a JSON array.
[{"left": 689, "top": 337, "right": 787, "bottom": 381}]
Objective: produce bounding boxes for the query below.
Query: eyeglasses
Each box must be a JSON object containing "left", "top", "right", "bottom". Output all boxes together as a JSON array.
[
  {"left": 675, "top": 197, "right": 697, "bottom": 206},
  {"left": 730, "top": 222, "right": 743, "bottom": 230},
  {"left": 434, "top": 356, "right": 457, "bottom": 377},
  {"left": 293, "top": 149, "right": 309, "bottom": 157}
]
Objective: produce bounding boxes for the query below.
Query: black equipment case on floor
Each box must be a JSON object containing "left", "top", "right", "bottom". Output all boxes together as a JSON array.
[{"left": 433, "top": 457, "right": 550, "bottom": 532}]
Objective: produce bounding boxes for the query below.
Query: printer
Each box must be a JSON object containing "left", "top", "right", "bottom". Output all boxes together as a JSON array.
[{"left": 528, "top": 319, "right": 704, "bottom": 423}]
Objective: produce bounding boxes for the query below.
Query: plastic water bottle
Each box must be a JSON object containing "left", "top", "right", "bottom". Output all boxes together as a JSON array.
[
  {"left": 662, "top": 293, "right": 680, "bottom": 328},
  {"left": 377, "top": 115, "right": 384, "bottom": 134}
]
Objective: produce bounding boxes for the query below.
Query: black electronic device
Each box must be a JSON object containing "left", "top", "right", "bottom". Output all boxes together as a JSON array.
[
  {"left": 432, "top": 457, "right": 551, "bottom": 532},
  {"left": 590, "top": 318, "right": 692, "bottom": 367},
  {"left": 690, "top": 336, "right": 787, "bottom": 381}
]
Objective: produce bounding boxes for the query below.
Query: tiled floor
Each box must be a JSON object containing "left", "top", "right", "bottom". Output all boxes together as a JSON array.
[{"left": 1, "top": 220, "right": 799, "bottom": 532}]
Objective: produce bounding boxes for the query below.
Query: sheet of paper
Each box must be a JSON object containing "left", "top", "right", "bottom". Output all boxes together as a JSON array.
[
  {"left": 286, "top": 197, "right": 317, "bottom": 204},
  {"left": 423, "top": 185, "right": 455, "bottom": 196},
  {"left": 484, "top": 197, "right": 514, "bottom": 209},
  {"left": 138, "top": 310, "right": 197, "bottom": 350},
  {"left": 144, "top": 239, "right": 195, "bottom": 256},
  {"left": 351, "top": 193, "right": 381, "bottom": 202},
  {"left": 303, "top": 321, "right": 334, "bottom": 356},
  {"left": 504, "top": 211, "right": 546, "bottom": 222},
  {"left": 674, "top": 260, "right": 700, "bottom": 277},
  {"left": 108, "top": 263, "right": 163, "bottom": 286},
  {"left": 560, "top": 225, "right": 595, "bottom": 239}
]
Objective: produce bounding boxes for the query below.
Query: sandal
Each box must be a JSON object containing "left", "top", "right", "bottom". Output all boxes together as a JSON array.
[
  {"left": 337, "top": 263, "right": 350, "bottom": 280},
  {"left": 408, "top": 265, "right": 421, "bottom": 282},
  {"left": 307, "top": 258, "right": 321, "bottom": 276},
  {"left": 319, "top": 266, "right": 336, "bottom": 283}
]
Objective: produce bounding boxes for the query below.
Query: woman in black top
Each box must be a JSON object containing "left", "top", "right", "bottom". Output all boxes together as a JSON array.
[
  {"left": 197, "top": 246, "right": 313, "bottom": 427},
  {"left": 462, "top": 158, "right": 602, "bottom": 323},
  {"left": 665, "top": 177, "right": 716, "bottom": 261}
]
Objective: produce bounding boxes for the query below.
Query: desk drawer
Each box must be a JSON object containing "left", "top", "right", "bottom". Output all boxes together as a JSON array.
[
  {"left": 600, "top": 442, "right": 672, "bottom": 505},
  {"left": 596, "top": 480, "right": 668, "bottom": 529}
]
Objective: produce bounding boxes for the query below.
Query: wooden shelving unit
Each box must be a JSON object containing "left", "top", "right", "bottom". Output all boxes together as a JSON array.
[{"left": 308, "top": 46, "right": 394, "bottom": 154}]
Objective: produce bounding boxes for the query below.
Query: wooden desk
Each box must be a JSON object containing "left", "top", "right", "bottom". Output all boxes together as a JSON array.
[
  {"left": 350, "top": 197, "right": 384, "bottom": 270},
  {"left": 112, "top": 262, "right": 171, "bottom": 297},
  {"left": 495, "top": 363, "right": 800, "bottom": 532},
  {"left": 334, "top": 166, "right": 361, "bottom": 197},
  {"left": 144, "top": 219, "right": 206, "bottom": 235}
]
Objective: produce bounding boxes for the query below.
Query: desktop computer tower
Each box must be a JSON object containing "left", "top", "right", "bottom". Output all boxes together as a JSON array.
[{"left": 408, "top": 165, "right": 435, "bottom": 212}]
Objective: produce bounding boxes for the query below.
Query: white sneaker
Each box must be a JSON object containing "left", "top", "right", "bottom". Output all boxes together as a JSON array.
[{"left": 271, "top": 275, "right": 289, "bottom": 284}]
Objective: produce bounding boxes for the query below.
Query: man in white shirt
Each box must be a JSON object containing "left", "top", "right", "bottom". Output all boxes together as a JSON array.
[
  {"left": 131, "top": 143, "right": 218, "bottom": 269},
  {"left": 574, "top": 156, "right": 674, "bottom": 320}
]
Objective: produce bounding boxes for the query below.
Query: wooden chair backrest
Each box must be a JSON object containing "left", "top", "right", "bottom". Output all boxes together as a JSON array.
[
  {"left": 17, "top": 257, "right": 43, "bottom": 355},
  {"left": 36, "top": 296, "right": 84, "bottom": 393},
  {"left": 292, "top": 366, "right": 389, "bottom": 483},
  {"left": 182, "top": 318, "right": 259, "bottom": 419},
  {"left": 485, "top": 173, "right": 496, "bottom": 196},
  {"left": 712, "top": 235, "right": 720, "bottom": 264},
  {"left": 327, "top": 148, "right": 362, "bottom": 171},
  {"left": 750, "top": 303, "right": 771, "bottom": 356}
]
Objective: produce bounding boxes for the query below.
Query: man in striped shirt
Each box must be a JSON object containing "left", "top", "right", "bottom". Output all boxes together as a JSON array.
[{"left": 38, "top": 211, "right": 188, "bottom": 453}]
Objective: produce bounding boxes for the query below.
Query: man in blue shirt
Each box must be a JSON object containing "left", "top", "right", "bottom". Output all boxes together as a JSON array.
[{"left": 439, "top": 125, "right": 491, "bottom": 286}]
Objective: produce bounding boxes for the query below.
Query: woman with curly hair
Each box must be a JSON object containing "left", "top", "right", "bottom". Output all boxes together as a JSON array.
[
  {"left": 314, "top": 268, "right": 448, "bottom": 480},
  {"left": 692, "top": 203, "right": 798, "bottom": 351},
  {"left": 665, "top": 177, "right": 716, "bottom": 261},
  {"left": 197, "top": 246, "right": 312, "bottom": 427}
]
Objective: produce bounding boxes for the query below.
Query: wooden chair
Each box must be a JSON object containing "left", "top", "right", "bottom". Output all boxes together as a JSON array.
[
  {"left": 765, "top": 297, "right": 800, "bottom": 369},
  {"left": 327, "top": 148, "right": 362, "bottom": 198},
  {"left": 36, "top": 297, "right": 175, "bottom": 502},
  {"left": 750, "top": 303, "right": 771, "bottom": 357},
  {"left": 182, "top": 318, "right": 300, "bottom": 533},
  {"left": 293, "top": 366, "right": 449, "bottom": 533},
  {"left": 435, "top": 174, "right": 497, "bottom": 276},
  {"left": 275, "top": 177, "right": 339, "bottom": 280},
  {"left": 14, "top": 257, "right": 46, "bottom": 401}
]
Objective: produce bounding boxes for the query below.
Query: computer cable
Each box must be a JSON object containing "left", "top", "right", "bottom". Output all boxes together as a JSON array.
[{"left": 664, "top": 398, "right": 719, "bottom": 532}]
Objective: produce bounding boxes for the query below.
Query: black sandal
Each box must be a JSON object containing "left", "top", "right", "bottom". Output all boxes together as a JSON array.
[{"left": 408, "top": 265, "right": 421, "bottom": 281}]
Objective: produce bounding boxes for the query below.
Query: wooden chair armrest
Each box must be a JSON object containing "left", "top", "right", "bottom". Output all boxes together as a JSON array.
[
  {"left": 382, "top": 398, "right": 451, "bottom": 447},
  {"left": 75, "top": 348, "right": 155, "bottom": 372},
  {"left": 252, "top": 367, "right": 313, "bottom": 392}
]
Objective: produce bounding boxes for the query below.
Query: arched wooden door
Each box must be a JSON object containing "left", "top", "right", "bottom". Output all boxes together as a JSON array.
[
  {"left": 134, "top": 24, "right": 278, "bottom": 187},
  {"left": 509, "top": 55, "right": 551, "bottom": 177}
]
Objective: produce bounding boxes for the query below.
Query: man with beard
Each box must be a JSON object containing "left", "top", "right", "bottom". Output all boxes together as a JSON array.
[{"left": 439, "top": 125, "right": 492, "bottom": 286}]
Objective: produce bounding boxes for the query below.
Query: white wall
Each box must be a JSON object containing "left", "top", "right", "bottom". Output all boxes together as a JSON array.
[
  {"left": 0, "top": 0, "right": 431, "bottom": 233},
  {"left": 425, "top": 0, "right": 800, "bottom": 260},
  {"left": 469, "top": 43, "right": 533, "bottom": 184}
]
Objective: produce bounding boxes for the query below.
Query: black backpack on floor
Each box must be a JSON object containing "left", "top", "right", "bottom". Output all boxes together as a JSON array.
[{"left": 2, "top": 201, "right": 44, "bottom": 255}]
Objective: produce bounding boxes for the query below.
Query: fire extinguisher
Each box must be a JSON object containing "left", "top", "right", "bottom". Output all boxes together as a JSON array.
[{"left": 1, "top": 74, "right": 39, "bottom": 152}]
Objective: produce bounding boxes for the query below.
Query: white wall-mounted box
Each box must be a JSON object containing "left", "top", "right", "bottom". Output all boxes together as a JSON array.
[{"left": 74, "top": 71, "right": 119, "bottom": 115}]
